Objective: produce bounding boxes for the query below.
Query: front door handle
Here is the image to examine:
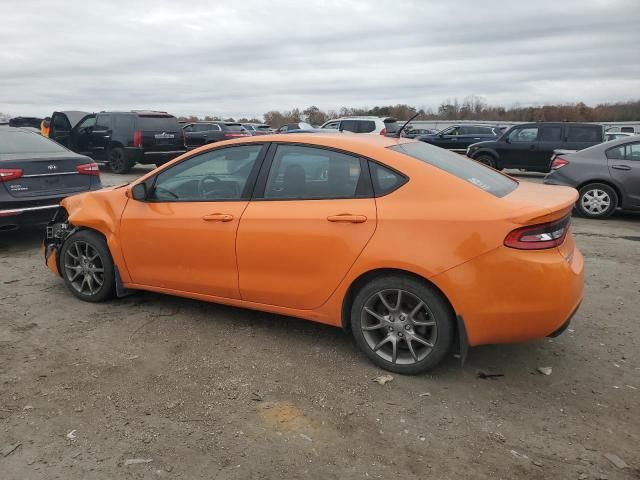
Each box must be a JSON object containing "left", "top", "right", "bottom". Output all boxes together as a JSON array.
[
  {"left": 611, "top": 164, "right": 631, "bottom": 171},
  {"left": 327, "top": 214, "right": 367, "bottom": 223},
  {"left": 202, "top": 213, "right": 234, "bottom": 222},
  {"left": 528, "top": 145, "right": 537, "bottom": 150}
]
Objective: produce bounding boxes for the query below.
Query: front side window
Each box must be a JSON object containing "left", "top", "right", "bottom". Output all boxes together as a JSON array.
[
  {"left": 264, "top": 145, "right": 362, "bottom": 199},
  {"left": 508, "top": 127, "right": 538, "bottom": 142},
  {"left": 95, "top": 115, "right": 111, "bottom": 129},
  {"left": 149, "top": 145, "right": 263, "bottom": 201},
  {"left": 443, "top": 126, "right": 461, "bottom": 136},
  {"left": 322, "top": 121, "right": 340, "bottom": 130},
  {"left": 77, "top": 116, "right": 96, "bottom": 129}
]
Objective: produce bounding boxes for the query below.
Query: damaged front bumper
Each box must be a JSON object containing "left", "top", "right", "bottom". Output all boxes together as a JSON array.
[{"left": 44, "top": 207, "right": 77, "bottom": 276}]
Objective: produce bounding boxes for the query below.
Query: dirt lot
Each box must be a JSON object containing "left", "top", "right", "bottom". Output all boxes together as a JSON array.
[{"left": 1, "top": 167, "right": 639, "bottom": 479}]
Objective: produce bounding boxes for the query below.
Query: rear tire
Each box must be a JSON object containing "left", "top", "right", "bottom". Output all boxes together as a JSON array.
[
  {"left": 475, "top": 154, "right": 497, "bottom": 169},
  {"left": 576, "top": 183, "right": 618, "bottom": 219},
  {"left": 108, "top": 147, "right": 134, "bottom": 174},
  {"left": 350, "top": 275, "right": 454, "bottom": 375},
  {"left": 60, "top": 230, "right": 116, "bottom": 302}
]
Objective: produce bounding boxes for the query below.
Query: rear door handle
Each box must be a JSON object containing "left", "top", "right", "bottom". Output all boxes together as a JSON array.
[
  {"left": 327, "top": 214, "right": 367, "bottom": 223},
  {"left": 202, "top": 213, "right": 234, "bottom": 222},
  {"left": 611, "top": 164, "right": 632, "bottom": 171}
]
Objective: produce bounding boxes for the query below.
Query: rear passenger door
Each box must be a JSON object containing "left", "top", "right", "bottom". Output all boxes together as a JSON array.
[
  {"left": 90, "top": 114, "right": 112, "bottom": 161},
  {"left": 236, "top": 144, "right": 376, "bottom": 309}
]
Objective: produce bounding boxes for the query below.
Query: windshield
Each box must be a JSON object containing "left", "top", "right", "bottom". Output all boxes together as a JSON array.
[
  {"left": 0, "top": 128, "right": 68, "bottom": 154},
  {"left": 388, "top": 142, "right": 517, "bottom": 198}
]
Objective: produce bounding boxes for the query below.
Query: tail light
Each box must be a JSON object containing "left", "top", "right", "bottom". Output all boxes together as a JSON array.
[
  {"left": 224, "top": 133, "right": 249, "bottom": 139},
  {"left": 551, "top": 157, "right": 569, "bottom": 170},
  {"left": 0, "top": 168, "right": 23, "bottom": 182},
  {"left": 133, "top": 130, "right": 143, "bottom": 148},
  {"left": 76, "top": 163, "right": 100, "bottom": 176},
  {"left": 504, "top": 215, "right": 570, "bottom": 250},
  {"left": 380, "top": 128, "right": 387, "bottom": 136}
]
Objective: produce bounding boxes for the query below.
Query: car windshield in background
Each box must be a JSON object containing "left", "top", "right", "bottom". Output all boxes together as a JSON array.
[
  {"left": 389, "top": 142, "right": 518, "bottom": 198},
  {"left": 0, "top": 129, "right": 68, "bottom": 154},
  {"left": 138, "top": 116, "right": 179, "bottom": 130}
]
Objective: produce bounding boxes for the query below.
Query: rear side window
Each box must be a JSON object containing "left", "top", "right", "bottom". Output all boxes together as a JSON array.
[
  {"left": 540, "top": 126, "right": 563, "bottom": 141},
  {"left": 0, "top": 129, "right": 68, "bottom": 154},
  {"left": 137, "top": 116, "right": 180, "bottom": 131},
  {"left": 606, "top": 142, "right": 640, "bottom": 161},
  {"left": 620, "top": 127, "right": 635, "bottom": 133},
  {"left": 340, "top": 120, "right": 360, "bottom": 133},
  {"left": 567, "top": 126, "right": 600, "bottom": 142},
  {"left": 369, "top": 162, "right": 407, "bottom": 196},
  {"left": 264, "top": 145, "right": 362, "bottom": 199},
  {"left": 359, "top": 121, "right": 376, "bottom": 133},
  {"left": 389, "top": 142, "right": 517, "bottom": 198},
  {"left": 225, "top": 125, "right": 245, "bottom": 132},
  {"left": 114, "top": 115, "right": 135, "bottom": 131}
]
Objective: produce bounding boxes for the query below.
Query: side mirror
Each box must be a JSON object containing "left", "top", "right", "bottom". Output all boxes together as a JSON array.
[{"left": 131, "top": 183, "right": 147, "bottom": 201}]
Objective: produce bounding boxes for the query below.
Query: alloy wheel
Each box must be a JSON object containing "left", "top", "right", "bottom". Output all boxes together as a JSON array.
[
  {"left": 581, "top": 189, "right": 611, "bottom": 215},
  {"left": 63, "top": 241, "right": 105, "bottom": 295},
  {"left": 360, "top": 289, "right": 438, "bottom": 365}
]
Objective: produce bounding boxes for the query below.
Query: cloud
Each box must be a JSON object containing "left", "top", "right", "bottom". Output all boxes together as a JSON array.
[{"left": 1, "top": 0, "right": 638, "bottom": 119}]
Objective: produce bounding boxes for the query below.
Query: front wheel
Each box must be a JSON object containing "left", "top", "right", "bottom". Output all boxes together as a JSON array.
[
  {"left": 59, "top": 230, "right": 116, "bottom": 302},
  {"left": 576, "top": 183, "right": 618, "bottom": 219},
  {"left": 350, "top": 275, "right": 454, "bottom": 374}
]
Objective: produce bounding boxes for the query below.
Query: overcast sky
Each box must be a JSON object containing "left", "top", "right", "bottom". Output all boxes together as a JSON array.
[{"left": 1, "top": 0, "right": 639, "bottom": 119}]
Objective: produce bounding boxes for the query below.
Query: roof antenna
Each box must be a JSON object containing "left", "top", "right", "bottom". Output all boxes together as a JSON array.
[{"left": 396, "top": 112, "right": 420, "bottom": 138}]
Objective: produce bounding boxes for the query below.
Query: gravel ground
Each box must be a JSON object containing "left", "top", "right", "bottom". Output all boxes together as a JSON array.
[{"left": 1, "top": 166, "right": 639, "bottom": 479}]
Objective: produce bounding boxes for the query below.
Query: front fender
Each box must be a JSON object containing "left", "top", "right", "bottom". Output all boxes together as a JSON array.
[{"left": 60, "top": 188, "right": 132, "bottom": 282}]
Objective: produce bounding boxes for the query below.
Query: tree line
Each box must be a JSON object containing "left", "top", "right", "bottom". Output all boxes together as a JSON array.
[{"left": 178, "top": 98, "right": 640, "bottom": 127}]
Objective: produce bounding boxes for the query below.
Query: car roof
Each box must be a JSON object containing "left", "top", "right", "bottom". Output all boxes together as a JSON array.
[{"left": 208, "top": 132, "right": 415, "bottom": 152}]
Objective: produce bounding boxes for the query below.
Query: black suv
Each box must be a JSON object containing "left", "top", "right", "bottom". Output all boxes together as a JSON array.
[
  {"left": 417, "top": 124, "right": 502, "bottom": 152},
  {"left": 466, "top": 122, "right": 604, "bottom": 172},
  {"left": 49, "top": 111, "right": 185, "bottom": 173},
  {"left": 183, "top": 122, "right": 250, "bottom": 149}
]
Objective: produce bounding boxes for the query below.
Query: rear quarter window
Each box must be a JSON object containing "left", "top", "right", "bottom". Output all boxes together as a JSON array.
[
  {"left": 388, "top": 142, "right": 517, "bottom": 198},
  {"left": 567, "top": 126, "right": 601, "bottom": 142}
]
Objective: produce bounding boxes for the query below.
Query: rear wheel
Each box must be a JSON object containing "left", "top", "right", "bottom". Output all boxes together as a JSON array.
[
  {"left": 350, "top": 275, "right": 454, "bottom": 374},
  {"left": 576, "top": 183, "right": 618, "bottom": 219},
  {"left": 475, "top": 154, "right": 497, "bottom": 169},
  {"left": 60, "top": 230, "right": 116, "bottom": 302},
  {"left": 108, "top": 147, "right": 134, "bottom": 174}
]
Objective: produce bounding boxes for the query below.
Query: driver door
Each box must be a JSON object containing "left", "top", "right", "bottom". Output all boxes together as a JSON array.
[
  {"left": 73, "top": 115, "right": 96, "bottom": 156},
  {"left": 119, "top": 144, "right": 267, "bottom": 299}
]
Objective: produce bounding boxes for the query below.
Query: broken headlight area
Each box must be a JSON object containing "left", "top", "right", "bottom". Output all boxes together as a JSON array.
[{"left": 44, "top": 207, "right": 76, "bottom": 263}]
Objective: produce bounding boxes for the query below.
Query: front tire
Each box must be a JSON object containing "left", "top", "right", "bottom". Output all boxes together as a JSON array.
[
  {"left": 350, "top": 275, "right": 454, "bottom": 375},
  {"left": 60, "top": 230, "right": 116, "bottom": 302},
  {"left": 576, "top": 183, "right": 618, "bottom": 219},
  {"left": 108, "top": 147, "right": 134, "bottom": 174}
]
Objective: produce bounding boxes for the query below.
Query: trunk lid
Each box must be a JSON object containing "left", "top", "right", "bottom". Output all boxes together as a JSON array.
[
  {"left": 1, "top": 152, "right": 94, "bottom": 198},
  {"left": 503, "top": 181, "right": 577, "bottom": 225}
]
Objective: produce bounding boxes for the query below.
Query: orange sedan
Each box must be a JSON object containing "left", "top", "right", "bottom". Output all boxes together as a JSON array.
[{"left": 44, "top": 134, "right": 583, "bottom": 374}]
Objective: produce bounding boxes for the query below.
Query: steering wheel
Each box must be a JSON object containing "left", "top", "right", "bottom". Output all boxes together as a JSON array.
[{"left": 198, "top": 175, "right": 222, "bottom": 198}]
